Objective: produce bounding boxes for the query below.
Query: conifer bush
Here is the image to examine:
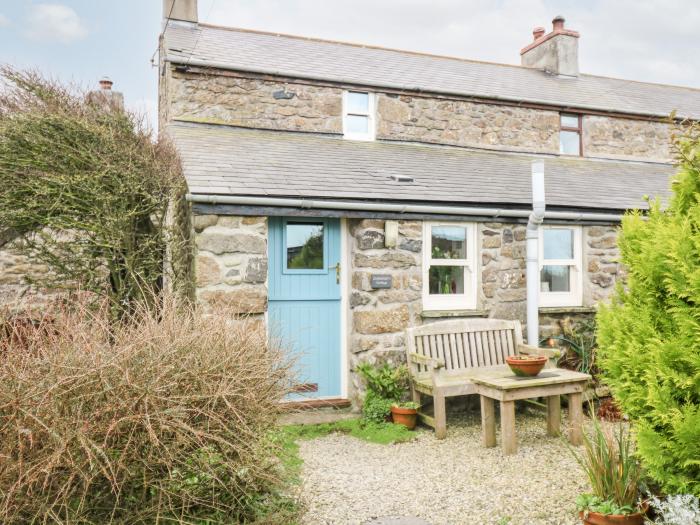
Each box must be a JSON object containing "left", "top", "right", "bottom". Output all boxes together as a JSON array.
[
  {"left": 597, "top": 122, "right": 700, "bottom": 497},
  {"left": 0, "top": 297, "right": 296, "bottom": 524}
]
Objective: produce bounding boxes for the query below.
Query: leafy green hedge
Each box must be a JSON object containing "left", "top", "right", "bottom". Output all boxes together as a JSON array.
[{"left": 597, "top": 123, "right": 700, "bottom": 496}]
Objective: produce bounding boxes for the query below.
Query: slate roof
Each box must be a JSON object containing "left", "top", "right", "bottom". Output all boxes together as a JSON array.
[
  {"left": 163, "top": 22, "right": 700, "bottom": 120},
  {"left": 169, "top": 121, "right": 674, "bottom": 212}
]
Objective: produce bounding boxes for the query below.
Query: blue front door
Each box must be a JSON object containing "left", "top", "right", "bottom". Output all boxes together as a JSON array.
[{"left": 268, "top": 217, "right": 341, "bottom": 398}]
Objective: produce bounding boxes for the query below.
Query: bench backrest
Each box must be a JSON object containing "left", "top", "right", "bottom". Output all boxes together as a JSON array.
[{"left": 406, "top": 319, "right": 524, "bottom": 374}]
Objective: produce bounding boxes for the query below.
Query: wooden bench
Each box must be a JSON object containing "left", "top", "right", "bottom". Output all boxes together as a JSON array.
[{"left": 405, "top": 319, "right": 557, "bottom": 439}]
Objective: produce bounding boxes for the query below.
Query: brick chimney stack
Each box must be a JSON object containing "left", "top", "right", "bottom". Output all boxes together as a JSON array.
[
  {"left": 86, "top": 76, "right": 124, "bottom": 112},
  {"left": 163, "top": 0, "right": 198, "bottom": 24},
  {"left": 521, "top": 16, "right": 580, "bottom": 77}
]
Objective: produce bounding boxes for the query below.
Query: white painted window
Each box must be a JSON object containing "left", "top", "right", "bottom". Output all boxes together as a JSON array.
[
  {"left": 539, "top": 225, "right": 583, "bottom": 307},
  {"left": 422, "top": 222, "right": 478, "bottom": 311},
  {"left": 343, "top": 91, "right": 375, "bottom": 140}
]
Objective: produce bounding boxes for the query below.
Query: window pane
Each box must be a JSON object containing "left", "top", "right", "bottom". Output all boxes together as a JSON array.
[
  {"left": 346, "top": 92, "right": 369, "bottom": 113},
  {"left": 560, "top": 114, "right": 579, "bottom": 128},
  {"left": 429, "top": 266, "right": 465, "bottom": 295},
  {"left": 431, "top": 226, "right": 466, "bottom": 259},
  {"left": 543, "top": 229, "right": 574, "bottom": 260},
  {"left": 287, "top": 222, "right": 324, "bottom": 269},
  {"left": 345, "top": 114, "right": 369, "bottom": 135},
  {"left": 540, "top": 265, "right": 571, "bottom": 292},
  {"left": 560, "top": 130, "right": 580, "bottom": 155}
]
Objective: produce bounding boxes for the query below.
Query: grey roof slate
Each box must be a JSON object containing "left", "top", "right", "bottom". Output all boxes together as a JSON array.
[
  {"left": 163, "top": 22, "right": 700, "bottom": 120},
  {"left": 168, "top": 121, "right": 674, "bottom": 212}
]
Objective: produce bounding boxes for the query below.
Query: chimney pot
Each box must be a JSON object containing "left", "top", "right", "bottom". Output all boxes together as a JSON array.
[
  {"left": 532, "top": 27, "right": 545, "bottom": 41},
  {"left": 552, "top": 15, "right": 565, "bottom": 31},
  {"left": 521, "top": 15, "right": 579, "bottom": 77},
  {"left": 99, "top": 76, "right": 113, "bottom": 90}
]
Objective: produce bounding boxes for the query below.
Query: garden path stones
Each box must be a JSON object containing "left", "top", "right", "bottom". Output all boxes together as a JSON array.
[
  {"left": 298, "top": 410, "right": 589, "bottom": 525},
  {"left": 364, "top": 517, "right": 431, "bottom": 525}
]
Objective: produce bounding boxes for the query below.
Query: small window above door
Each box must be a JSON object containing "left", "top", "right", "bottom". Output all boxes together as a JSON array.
[
  {"left": 285, "top": 221, "right": 326, "bottom": 272},
  {"left": 343, "top": 91, "right": 375, "bottom": 141}
]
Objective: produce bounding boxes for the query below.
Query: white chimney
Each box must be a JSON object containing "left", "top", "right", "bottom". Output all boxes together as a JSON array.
[
  {"left": 521, "top": 16, "right": 580, "bottom": 77},
  {"left": 86, "top": 76, "right": 124, "bottom": 112},
  {"left": 163, "top": 0, "right": 198, "bottom": 24}
]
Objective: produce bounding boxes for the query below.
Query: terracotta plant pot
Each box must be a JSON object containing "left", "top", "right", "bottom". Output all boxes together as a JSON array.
[
  {"left": 391, "top": 405, "right": 418, "bottom": 430},
  {"left": 506, "top": 354, "right": 547, "bottom": 377},
  {"left": 579, "top": 510, "right": 646, "bottom": 525}
]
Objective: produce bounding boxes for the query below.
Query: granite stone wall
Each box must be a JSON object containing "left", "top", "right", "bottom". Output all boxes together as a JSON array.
[
  {"left": 164, "top": 68, "right": 673, "bottom": 162},
  {"left": 192, "top": 214, "right": 268, "bottom": 318},
  {"left": 583, "top": 115, "right": 671, "bottom": 162},
  {"left": 376, "top": 94, "right": 560, "bottom": 154},
  {"left": 0, "top": 240, "right": 56, "bottom": 312},
  {"left": 346, "top": 220, "right": 623, "bottom": 372},
  {"left": 185, "top": 214, "right": 624, "bottom": 400},
  {"left": 348, "top": 219, "right": 423, "bottom": 394},
  {"left": 169, "top": 72, "right": 343, "bottom": 134}
]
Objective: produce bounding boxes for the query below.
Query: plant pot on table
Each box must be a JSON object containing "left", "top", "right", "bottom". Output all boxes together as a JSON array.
[{"left": 506, "top": 354, "right": 548, "bottom": 377}]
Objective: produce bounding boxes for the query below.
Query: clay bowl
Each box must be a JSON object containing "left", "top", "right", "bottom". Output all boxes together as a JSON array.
[{"left": 506, "top": 355, "right": 548, "bottom": 377}]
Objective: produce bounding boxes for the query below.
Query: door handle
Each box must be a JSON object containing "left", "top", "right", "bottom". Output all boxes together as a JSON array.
[{"left": 329, "top": 262, "right": 340, "bottom": 283}]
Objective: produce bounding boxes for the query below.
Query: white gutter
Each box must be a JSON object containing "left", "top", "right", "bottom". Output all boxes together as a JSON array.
[
  {"left": 167, "top": 55, "right": 678, "bottom": 120},
  {"left": 526, "top": 161, "right": 546, "bottom": 346},
  {"left": 185, "top": 193, "right": 624, "bottom": 223}
]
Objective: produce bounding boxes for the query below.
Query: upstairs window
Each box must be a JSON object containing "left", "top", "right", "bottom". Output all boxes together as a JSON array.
[
  {"left": 343, "top": 91, "right": 375, "bottom": 140},
  {"left": 422, "top": 222, "right": 477, "bottom": 311},
  {"left": 539, "top": 226, "right": 582, "bottom": 307},
  {"left": 560, "top": 113, "right": 582, "bottom": 155}
]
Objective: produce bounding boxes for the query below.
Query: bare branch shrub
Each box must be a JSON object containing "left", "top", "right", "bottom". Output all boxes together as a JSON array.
[
  {"left": 0, "top": 66, "right": 192, "bottom": 318},
  {"left": 0, "top": 296, "right": 296, "bottom": 524}
]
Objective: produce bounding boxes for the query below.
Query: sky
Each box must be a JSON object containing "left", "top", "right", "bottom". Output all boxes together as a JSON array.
[{"left": 1, "top": 0, "right": 699, "bottom": 132}]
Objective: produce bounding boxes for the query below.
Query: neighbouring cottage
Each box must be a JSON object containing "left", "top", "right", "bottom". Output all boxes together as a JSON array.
[{"left": 158, "top": 0, "right": 699, "bottom": 405}]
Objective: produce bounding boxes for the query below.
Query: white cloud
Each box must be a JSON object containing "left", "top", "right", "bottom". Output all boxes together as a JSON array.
[
  {"left": 26, "top": 4, "right": 88, "bottom": 44},
  {"left": 0, "top": 14, "right": 9, "bottom": 27}
]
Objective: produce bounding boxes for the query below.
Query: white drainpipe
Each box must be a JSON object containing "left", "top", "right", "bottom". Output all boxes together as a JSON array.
[{"left": 527, "top": 160, "right": 546, "bottom": 346}]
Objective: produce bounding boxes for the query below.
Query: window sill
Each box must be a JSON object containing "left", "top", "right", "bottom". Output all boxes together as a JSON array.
[
  {"left": 421, "top": 309, "right": 489, "bottom": 319},
  {"left": 539, "top": 306, "right": 596, "bottom": 315}
]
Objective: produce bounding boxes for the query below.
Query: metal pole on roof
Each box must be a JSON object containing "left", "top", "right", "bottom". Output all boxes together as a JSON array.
[{"left": 526, "top": 160, "right": 546, "bottom": 346}]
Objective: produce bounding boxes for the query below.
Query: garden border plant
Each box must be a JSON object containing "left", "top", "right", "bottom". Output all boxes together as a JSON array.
[
  {"left": 0, "top": 295, "right": 298, "bottom": 524},
  {"left": 597, "top": 120, "right": 700, "bottom": 497}
]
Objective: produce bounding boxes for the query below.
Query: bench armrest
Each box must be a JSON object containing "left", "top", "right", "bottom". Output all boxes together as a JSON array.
[
  {"left": 518, "top": 344, "right": 560, "bottom": 359},
  {"left": 407, "top": 352, "right": 445, "bottom": 370}
]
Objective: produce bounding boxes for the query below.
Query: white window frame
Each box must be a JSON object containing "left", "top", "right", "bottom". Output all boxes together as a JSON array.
[
  {"left": 342, "top": 91, "right": 375, "bottom": 141},
  {"left": 422, "top": 222, "right": 478, "bottom": 311},
  {"left": 538, "top": 225, "right": 583, "bottom": 307}
]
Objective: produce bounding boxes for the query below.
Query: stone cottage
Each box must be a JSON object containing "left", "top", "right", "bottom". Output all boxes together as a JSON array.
[{"left": 159, "top": 0, "right": 699, "bottom": 405}]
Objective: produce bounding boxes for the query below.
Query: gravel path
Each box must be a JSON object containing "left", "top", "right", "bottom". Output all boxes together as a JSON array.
[{"left": 298, "top": 410, "right": 589, "bottom": 525}]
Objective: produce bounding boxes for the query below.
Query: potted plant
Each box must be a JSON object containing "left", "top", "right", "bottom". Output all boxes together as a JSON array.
[
  {"left": 356, "top": 362, "right": 408, "bottom": 423},
  {"left": 506, "top": 354, "right": 548, "bottom": 376},
  {"left": 571, "top": 414, "right": 645, "bottom": 525},
  {"left": 390, "top": 401, "right": 420, "bottom": 430}
]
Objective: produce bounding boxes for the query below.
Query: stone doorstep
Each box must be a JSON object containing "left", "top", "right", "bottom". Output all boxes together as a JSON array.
[{"left": 278, "top": 405, "right": 356, "bottom": 426}]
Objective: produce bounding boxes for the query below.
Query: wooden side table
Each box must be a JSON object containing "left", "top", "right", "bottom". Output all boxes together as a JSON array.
[{"left": 472, "top": 367, "right": 591, "bottom": 455}]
